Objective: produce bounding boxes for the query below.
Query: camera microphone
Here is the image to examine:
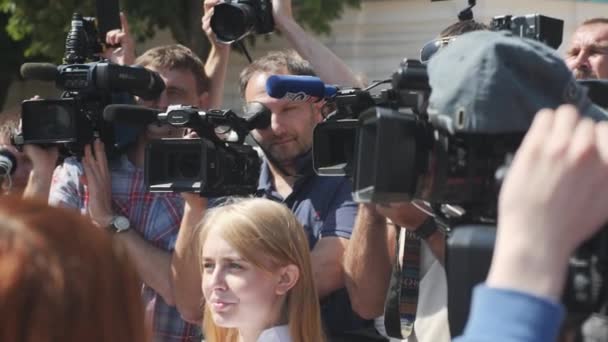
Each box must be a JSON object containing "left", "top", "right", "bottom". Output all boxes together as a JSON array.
[
  {"left": 20, "top": 63, "right": 60, "bottom": 82},
  {"left": 0, "top": 148, "right": 17, "bottom": 178},
  {"left": 266, "top": 75, "right": 338, "bottom": 103},
  {"left": 103, "top": 104, "right": 162, "bottom": 126}
]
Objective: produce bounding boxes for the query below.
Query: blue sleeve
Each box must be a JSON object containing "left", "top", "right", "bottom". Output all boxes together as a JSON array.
[
  {"left": 454, "top": 285, "right": 565, "bottom": 342},
  {"left": 320, "top": 178, "right": 358, "bottom": 240}
]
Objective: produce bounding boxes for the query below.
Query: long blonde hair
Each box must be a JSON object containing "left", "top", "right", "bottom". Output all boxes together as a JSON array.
[{"left": 198, "top": 198, "right": 324, "bottom": 342}]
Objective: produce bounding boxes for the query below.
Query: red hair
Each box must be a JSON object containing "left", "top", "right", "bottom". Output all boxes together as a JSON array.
[{"left": 0, "top": 196, "right": 149, "bottom": 342}]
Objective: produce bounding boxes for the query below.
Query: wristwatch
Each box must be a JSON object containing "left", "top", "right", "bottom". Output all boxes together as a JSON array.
[
  {"left": 108, "top": 215, "right": 131, "bottom": 233},
  {"left": 415, "top": 216, "right": 438, "bottom": 240}
]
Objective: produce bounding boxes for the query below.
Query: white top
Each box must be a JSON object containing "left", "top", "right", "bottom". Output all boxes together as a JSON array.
[{"left": 257, "top": 325, "right": 292, "bottom": 342}]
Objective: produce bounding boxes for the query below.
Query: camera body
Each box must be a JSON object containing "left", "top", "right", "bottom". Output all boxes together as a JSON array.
[
  {"left": 490, "top": 14, "right": 564, "bottom": 49},
  {"left": 142, "top": 105, "right": 269, "bottom": 197},
  {"left": 18, "top": 12, "right": 164, "bottom": 157},
  {"left": 210, "top": 0, "right": 274, "bottom": 43}
]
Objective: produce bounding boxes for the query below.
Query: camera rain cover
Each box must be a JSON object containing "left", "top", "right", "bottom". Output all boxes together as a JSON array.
[{"left": 426, "top": 30, "right": 608, "bottom": 135}]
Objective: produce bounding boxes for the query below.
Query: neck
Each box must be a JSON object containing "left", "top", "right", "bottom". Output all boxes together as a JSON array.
[
  {"left": 237, "top": 297, "right": 288, "bottom": 342},
  {"left": 268, "top": 161, "right": 298, "bottom": 198}
]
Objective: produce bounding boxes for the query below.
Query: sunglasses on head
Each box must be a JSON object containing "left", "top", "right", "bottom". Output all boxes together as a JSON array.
[{"left": 420, "top": 36, "right": 457, "bottom": 63}]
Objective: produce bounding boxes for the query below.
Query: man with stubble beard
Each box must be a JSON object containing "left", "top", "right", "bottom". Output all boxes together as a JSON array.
[{"left": 565, "top": 18, "right": 608, "bottom": 79}]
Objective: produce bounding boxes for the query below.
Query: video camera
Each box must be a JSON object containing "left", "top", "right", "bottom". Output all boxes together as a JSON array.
[
  {"left": 490, "top": 14, "right": 564, "bottom": 50},
  {"left": 103, "top": 103, "right": 269, "bottom": 197},
  {"left": 210, "top": 0, "right": 274, "bottom": 43},
  {"left": 17, "top": 9, "right": 164, "bottom": 157}
]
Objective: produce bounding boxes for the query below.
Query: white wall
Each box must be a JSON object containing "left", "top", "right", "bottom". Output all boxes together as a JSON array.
[{"left": 4, "top": 0, "right": 608, "bottom": 113}]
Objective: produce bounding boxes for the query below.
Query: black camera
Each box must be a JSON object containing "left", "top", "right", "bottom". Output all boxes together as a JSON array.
[
  {"left": 490, "top": 14, "right": 564, "bottom": 49},
  {"left": 17, "top": 12, "right": 164, "bottom": 157},
  {"left": 210, "top": 0, "right": 274, "bottom": 43},
  {"left": 104, "top": 104, "right": 269, "bottom": 197}
]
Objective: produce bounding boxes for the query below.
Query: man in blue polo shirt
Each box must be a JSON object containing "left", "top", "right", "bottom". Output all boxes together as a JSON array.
[{"left": 247, "top": 52, "right": 365, "bottom": 336}]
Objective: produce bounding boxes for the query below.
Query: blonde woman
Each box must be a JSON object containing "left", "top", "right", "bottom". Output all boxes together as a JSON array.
[{"left": 198, "top": 198, "right": 325, "bottom": 342}]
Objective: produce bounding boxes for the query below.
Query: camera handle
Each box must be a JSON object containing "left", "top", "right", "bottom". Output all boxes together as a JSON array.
[{"left": 458, "top": 0, "right": 477, "bottom": 21}]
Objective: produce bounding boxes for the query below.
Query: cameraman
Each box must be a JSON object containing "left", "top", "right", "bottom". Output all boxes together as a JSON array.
[
  {"left": 455, "top": 105, "right": 608, "bottom": 342},
  {"left": 48, "top": 15, "right": 230, "bottom": 342},
  {"left": 343, "top": 20, "right": 488, "bottom": 342},
  {"left": 171, "top": 1, "right": 381, "bottom": 340}
]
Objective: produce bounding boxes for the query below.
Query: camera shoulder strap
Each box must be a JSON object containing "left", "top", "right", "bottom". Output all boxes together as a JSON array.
[{"left": 384, "top": 224, "right": 421, "bottom": 339}]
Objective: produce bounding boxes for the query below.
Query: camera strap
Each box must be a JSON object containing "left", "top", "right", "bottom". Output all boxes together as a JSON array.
[{"left": 384, "top": 225, "right": 421, "bottom": 339}]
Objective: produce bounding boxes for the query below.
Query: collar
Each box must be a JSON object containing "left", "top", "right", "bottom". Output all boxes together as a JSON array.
[{"left": 257, "top": 150, "right": 314, "bottom": 193}]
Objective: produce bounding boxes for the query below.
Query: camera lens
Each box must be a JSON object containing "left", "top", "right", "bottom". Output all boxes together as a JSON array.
[
  {"left": 210, "top": 2, "right": 257, "bottom": 43},
  {"left": 168, "top": 151, "right": 201, "bottom": 179}
]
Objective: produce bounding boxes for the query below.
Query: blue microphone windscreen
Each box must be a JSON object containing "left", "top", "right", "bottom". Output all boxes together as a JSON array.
[{"left": 266, "top": 75, "right": 326, "bottom": 99}]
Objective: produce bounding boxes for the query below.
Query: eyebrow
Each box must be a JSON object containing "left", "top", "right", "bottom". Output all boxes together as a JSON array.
[{"left": 201, "top": 256, "right": 246, "bottom": 262}]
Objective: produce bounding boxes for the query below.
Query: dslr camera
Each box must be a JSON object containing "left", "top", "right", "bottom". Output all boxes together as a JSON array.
[
  {"left": 210, "top": 0, "right": 274, "bottom": 43},
  {"left": 104, "top": 103, "right": 270, "bottom": 197},
  {"left": 17, "top": 11, "right": 164, "bottom": 157}
]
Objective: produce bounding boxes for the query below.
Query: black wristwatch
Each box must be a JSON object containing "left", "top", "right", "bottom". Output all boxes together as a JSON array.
[
  {"left": 415, "top": 216, "right": 438, "bottom": 240},
  {"left": 107, "top": 215, "right": 131, "bottom": 234}
]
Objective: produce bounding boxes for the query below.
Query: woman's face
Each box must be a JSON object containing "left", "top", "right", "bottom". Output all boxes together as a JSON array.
[{"left": 201, "top": 227, "right": 285, "bottom": 330}]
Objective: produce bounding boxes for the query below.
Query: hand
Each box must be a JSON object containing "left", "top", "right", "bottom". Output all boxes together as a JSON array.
[
  {"left": 375, "top": 201, "right": 429, "bottom": 229},
  {"left": 202, "top": 0, "right": 230, "bottom": 50},
  {"left": 22, "top": 144, "right": 59, "bottom": 176},
  {"left": 498, "top": 105, "right": 608, "bottom": 256},
  {"left": 82, "top": 140, "right": 114, "bottom": 228},
  {"left": 272, "top": 0, "right": 295, "bottom": 29},
  {"left": 489, "top": 105, "right": 608, "bottom": 299},
  {"left": 181, "top": 192, "right": 208, "bottom": 212},
  {"left": 103, "top": 12, "right": 136, "bottom": 65},
  {"left": 21, "top": 145, "right": 59, "bottom": 199}
]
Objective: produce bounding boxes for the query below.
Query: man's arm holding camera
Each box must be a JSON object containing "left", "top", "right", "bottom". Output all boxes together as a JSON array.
[
  {"left": 343, "top": 204, "right": 396, "bottom": 319},
  {"left": 344, "top": 201, "right": 443, "bottom": 319},
  {"left": 80, "top": 140, "right": 177, "bottom": 306},
  {"left": 171, "top": 194, "right": 208, "bottom": 324},
  {"left": 202, "top": 0, "right": 231, "bottom": 108},
  {"left": 272, "top": 0, "right": 363, "bottom": 87},
  {"left": 456, "top": 105, "right": 608, "bottom": 341},
  {"left": 21, "top": 145, "right": 59, "bottom": 200}
]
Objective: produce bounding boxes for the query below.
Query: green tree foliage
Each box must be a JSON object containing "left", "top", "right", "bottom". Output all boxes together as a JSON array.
[
  {"left": 0, "top": 0, "right": 360, "bottom": 109},
  {"left": 1, "top": 0, "right": 361, "bottom": 62}
]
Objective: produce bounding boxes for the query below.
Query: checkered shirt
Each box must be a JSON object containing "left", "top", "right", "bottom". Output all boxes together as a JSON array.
[{"left": 49, "top": 155, "right": 202, "bottom": 342}]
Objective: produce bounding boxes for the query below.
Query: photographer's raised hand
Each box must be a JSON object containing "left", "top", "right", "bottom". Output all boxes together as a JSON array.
[
  {"left": 202, "top": 0, "right": 230, "bottom": 52},
  {"left": 103, "top": 12, "right": 136, "bottom": 65},
  {"left": 269, "top": 0, "right": 363, "bottom": 87},
  {"left": 488, "top": 105, "right": 608, "bottom": 301},
  {"left": 201, "top": 0, "right": 231, "bottom": 108},
  {"left": 81, "top": 139, "right": 114, "bottom": 228},
  {"left": 271, "top": 0, "right": 294, "bottom": 28}
]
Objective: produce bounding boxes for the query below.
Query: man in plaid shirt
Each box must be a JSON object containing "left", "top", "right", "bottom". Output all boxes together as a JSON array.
[{"left": 48, "top": 23, "right": 230, "bottom": 341}]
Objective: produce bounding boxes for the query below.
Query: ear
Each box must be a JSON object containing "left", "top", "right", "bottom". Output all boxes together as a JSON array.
[
  {"left": 198, "top": 91, "right": 211, "bottom": 109},
  {"left": 275, "top": 264, "right": 300, "bottom": 296},
  {"left": 311, "top": 102, "right": 324, "bottom": 123}
]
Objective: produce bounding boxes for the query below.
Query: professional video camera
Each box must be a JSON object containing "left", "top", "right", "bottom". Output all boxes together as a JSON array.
[
  {"left": 490, "top": 14, "right": 564, "bottom": 49},
  {"left": 103, "top": 103, "right": 270, "bottom": 197},
  {"left": 17, "top": 8, "right": 164, "bottom": 157},
  {"left": 210, "top": 0, "right": 274, "bottom": 43}
]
